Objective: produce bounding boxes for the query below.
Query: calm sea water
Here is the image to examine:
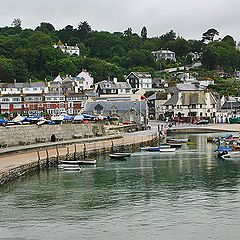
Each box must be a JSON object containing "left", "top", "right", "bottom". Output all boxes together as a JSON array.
[{"left": 1, "top": 133, "right": 240, "bottom": 240}]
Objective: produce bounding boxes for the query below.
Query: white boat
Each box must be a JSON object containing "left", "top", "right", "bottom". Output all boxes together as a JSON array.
[
  {"left": 58, "top": 160, "right": 82, "bottom": 171},
  {"left": 159, "top": 144, "right": 171, "bottom": 149},
  {"left": 159, "top": 148, "right": 176, "bottom": 152},
  {"left": 78, "top": 159, "right": 96, "bottom": 165},
  {"left": 221, "top": 151, "right": 240, "bottom": 160},
  {"left": 167, "top": 138, "right": 189, "bottom": 143},
  {"left": 51, "top": 115, "right": 64, "bottom": 123},
  {"left": 58, "top": 164, "right": 82, "bottom": 171},
  {"left": 36, "top": 119, "right": 47, "bottom": 125}
]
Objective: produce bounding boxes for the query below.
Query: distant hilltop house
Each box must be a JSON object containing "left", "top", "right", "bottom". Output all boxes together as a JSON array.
[
  {"left": 125, "top": 72, "right": 153, "bottom": 90},
  {"left": 234, "top": 70, "right": 240, "bottom": 80},
  {"left": 53, "top": 43, "right": 80, "bottom": 56},
  {"left": 151, "top": 49, "right": 176, "bottom": 62}
]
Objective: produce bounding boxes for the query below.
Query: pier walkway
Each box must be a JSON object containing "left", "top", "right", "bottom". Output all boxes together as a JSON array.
[
  {"left": 167, "top": 123, "right": 240, "bottom": 134},
  {"left": 0, "top": 123, "right": 159, "bottom": 179}
]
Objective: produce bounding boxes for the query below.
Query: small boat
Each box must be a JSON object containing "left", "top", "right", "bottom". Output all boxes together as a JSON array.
[
  {"left": 141, "top": 147, "right": 161, "bottom": 152},
  {"left": 167, "top": 142, "right": 182, "bottom": 148},
  {"left": 167, "top": 138, "right": 189, "bottom": 143},
  {"left": 58, "top": 164, "right": 82, "bottom": 171},
  {"left": 59, "top": 160, "right": 82, "bottom": 165},
  {"left": 159, "top": 148, "right": 176, "bottom": 152},
  {"left": 207, "top": 137, "right": 214, "bottom": 142},
  {"left": 214, "top": 146, "right": 233, "bottom": 157},
  {"left": 109, "top": 154, "right": 128, "bottom": 159},
  {"left": 159, "top": 144, "right": 171, "bottom": 149},
  {"left": 221, "top": 151, "right": 240, "bottom": 160},
  {"left": 78, "top": 159, "right": 96, "bottom": 165},
  {"left": 187, "top": 141, "right": 197, "bottom": 145},
  {"left": 111, "top": 152, "right": 131, "bottom": 157},
  {"left": 141, "top": 147, "right": 176, "bottom": 152}
]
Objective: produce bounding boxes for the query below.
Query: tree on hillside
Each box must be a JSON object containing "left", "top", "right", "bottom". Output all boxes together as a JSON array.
[
  {"left": 221, "top": 35, "right": 235, "bottom": 47},
  {"left": 202, "top": 28, "right": 219, "bottom": 42},
  {"left": 57, "top": 25, "right": 75, "bottom": 43},
  {"left": 123, "top": 28, "right": 132, "bottom": 37},
  {"left": 78, "top": 21, "right": 91, "bottom": 40},
  {"left": 11, "top": 18, "right": 22, "bottom": 29},
  {"left": 141, "top": 26, "right": 147, "bottom": 40},
  {"left": 160, "top": 30, "right": 176, "bottom": 42},
  {"left": 35, "top": 22, "right": 55, "bottom": 34}
]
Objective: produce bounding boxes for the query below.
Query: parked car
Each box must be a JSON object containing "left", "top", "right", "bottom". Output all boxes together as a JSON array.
[{"left": 196, "top": 119, "right": 209, "bottom": 125}]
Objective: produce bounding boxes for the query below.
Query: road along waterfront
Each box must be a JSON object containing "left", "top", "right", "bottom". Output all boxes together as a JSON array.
[{"left": 0, "top": 133, "right": 240, "bottom": 240}]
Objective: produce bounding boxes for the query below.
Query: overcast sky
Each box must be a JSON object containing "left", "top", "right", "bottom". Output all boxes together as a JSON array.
[{"left": 1, "top": 0, "right": 240, "bottom": 41}]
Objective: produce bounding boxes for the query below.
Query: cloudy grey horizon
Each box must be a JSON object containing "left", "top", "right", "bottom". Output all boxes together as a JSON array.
[{"left": 0, "top": 0, "right": 240, "bottom": 41}]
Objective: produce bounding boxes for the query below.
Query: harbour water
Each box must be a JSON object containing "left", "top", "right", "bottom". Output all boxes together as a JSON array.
[{"left": 1, "top": 133, "right": 240, "bottom": 240}]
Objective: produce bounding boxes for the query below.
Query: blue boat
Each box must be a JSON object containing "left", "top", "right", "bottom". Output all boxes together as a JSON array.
[
  {"left": 214, "top": 146, "right": 233, "bottom": 157},
  {"left": 0, "top": 118, "right": 8, "bottom": 125},
  {"left": 141, "top": 147, "right": 160, "bottom": 151}
]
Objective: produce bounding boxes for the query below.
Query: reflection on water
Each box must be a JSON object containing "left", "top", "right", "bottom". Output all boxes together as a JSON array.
[{"left": 1, "top": 133, "right": 240, "bottom": 240}]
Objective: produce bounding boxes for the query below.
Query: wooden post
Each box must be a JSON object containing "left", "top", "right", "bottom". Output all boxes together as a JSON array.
[
  {"left": 111, "top": 140, "right": 114, "bottom": 153},
  {"left": 66, "top": 146, "right": 70, "bottom": 160},
  {"left": 56, "top": 146, "right": 59, "bottom": 164},
  {"left": 83, "top": 143, "right": 86, "bottom": 159},
  {"left": 37, "top": 151, "right": 41, "bottom": 168},
  {"left": 74, "top": 145, "right": 77, "bottom": 160},
  {"left": 46, "top": 149, "right": 49, "bottom": 167}
]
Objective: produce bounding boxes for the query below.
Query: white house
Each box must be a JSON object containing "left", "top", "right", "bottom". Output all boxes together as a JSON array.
[
  {"left": 0, "top": 80, "right": 48, "bottom": 95},
  {"left": 75, "top": 70, "right": 94, "bottom": 90},
  {"left": 95, "top": 78, "right": 132, "bottom": 99},
  {"left": 125, "top": 72, "right": 152, "bottom": 90},
  {"left": 53, "top": 43, "right": 80, "bottom": 56},
  {"left": 151, "top": 49, "right": 176, "bottom": 61},
  {"left": 162, "top": 83, "right": 217, "bottom": 120}
]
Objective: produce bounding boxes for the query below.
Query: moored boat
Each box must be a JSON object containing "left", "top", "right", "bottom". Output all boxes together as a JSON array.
[
  {"left": 58, "top": 164, "right": 82, "bottom": 171},
  {"left": 141, "top": 146, "right": 176, "bottom": 152},
  {"left": 167, "top": 142, "right": 182, "bottom": 148},
  {"left": 221, "top": 151, "right": 240, "bottom": 160},
  {"left": 140, "top": 147, "right": 160, "bottom": 151},
  {"left": 78, "top": 159, "right": 96, "bottom": 165},
  {"left": 167, "top": 138, "right": 189, "bottom": 143},
  {"left": 159, "top": 148, "right": 176, "bottom": 152},
  {"left": 109, "top": 154, "right": 128, "bottom": 160}
]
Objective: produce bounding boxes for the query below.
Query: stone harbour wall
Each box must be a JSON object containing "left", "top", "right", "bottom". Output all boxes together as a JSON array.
[{"left": 0, "top": 124, "right": 105, "bottom": 147}]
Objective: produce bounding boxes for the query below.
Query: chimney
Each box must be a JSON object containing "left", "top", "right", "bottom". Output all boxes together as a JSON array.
[
  {"left": 29, "top": 79, "right": 32, "bottom": 84},
  {"left": 113, "top": 77, "right": 118, "bottom": 84},
  {"left": 13, "top": 79, "right": 16, "bottom": 85}
]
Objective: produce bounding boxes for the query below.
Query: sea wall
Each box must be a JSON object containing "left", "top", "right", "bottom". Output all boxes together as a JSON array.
[
  {"left": 0, "top": 133, "right": 160, "bottom": 187},
  {"left": 0, "top": 124, "right": 105, "bottom": 147}
]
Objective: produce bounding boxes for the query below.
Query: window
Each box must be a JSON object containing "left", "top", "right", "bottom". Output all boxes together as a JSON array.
[
  {"left": 200, "top": 104, "right": 203, "bottom": 108},
  {"left": 13, "top": 98, "right": 20, "bottom": 102},
  {"left": 95, "top": 109, "right": 103, "bottom": 115},
  {"left": 192, "top": 104, "right": 196, "bottom": 109}
]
